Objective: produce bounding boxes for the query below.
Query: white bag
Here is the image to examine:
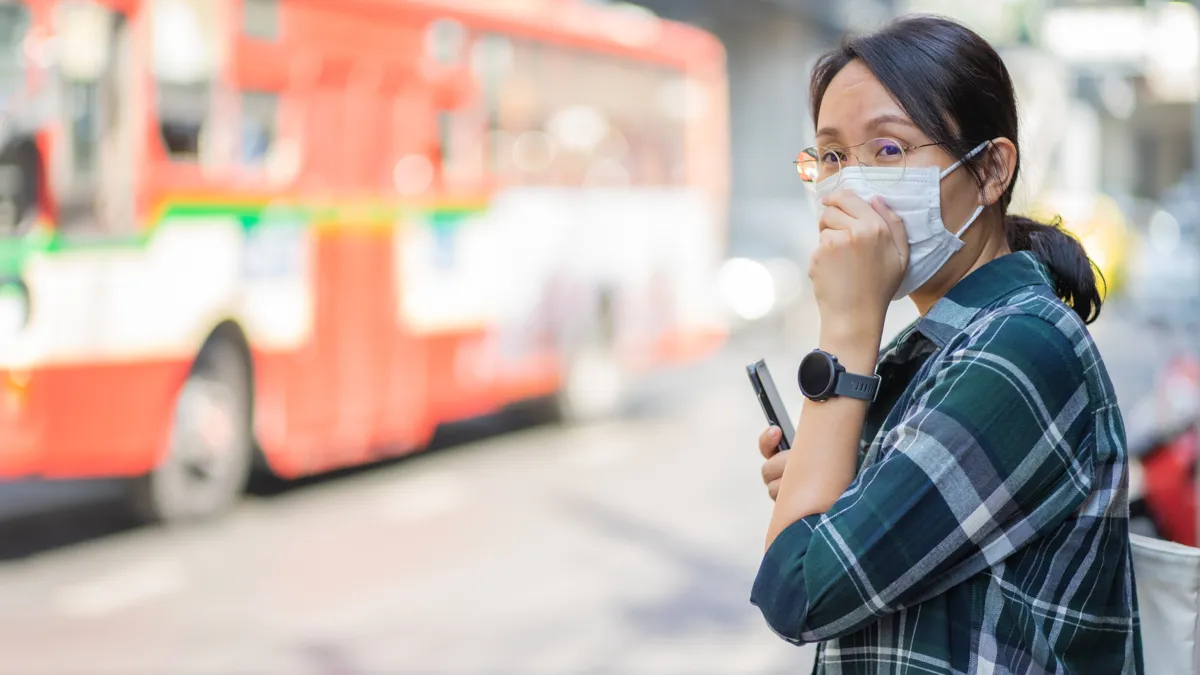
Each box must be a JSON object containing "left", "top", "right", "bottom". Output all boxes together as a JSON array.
[{"left": 1131, "top": 533, "right": 1200, "bottom": 674}]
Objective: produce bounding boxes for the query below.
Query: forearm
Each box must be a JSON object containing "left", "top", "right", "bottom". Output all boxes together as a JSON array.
[{"left": 766, "top": 321, "right": 883, "bottom": 548}]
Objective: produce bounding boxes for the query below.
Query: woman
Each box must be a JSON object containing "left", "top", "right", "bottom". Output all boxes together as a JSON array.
[{"left": 751, "top": 16, "right": 1142, "bottom": 674}]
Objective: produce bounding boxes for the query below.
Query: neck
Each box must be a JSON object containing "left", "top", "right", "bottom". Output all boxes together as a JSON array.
[{"left": 908, "top": 213, "right": 1012, "bottom": 316}]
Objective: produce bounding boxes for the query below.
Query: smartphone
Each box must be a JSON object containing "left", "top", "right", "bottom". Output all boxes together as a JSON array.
[{"left": 746, "top": 359, "right": 795, "bottom": 452}]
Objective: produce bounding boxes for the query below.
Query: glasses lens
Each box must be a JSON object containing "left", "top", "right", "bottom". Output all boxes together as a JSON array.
[
  {"left": 796, "top": 148, "right": 840, "bottom": 185},
  {"left": 795, "top": 150, "right": 820, "bottom": 183},
  {"left": 863, "top": 138, "right": 905, "bottom": 187}
]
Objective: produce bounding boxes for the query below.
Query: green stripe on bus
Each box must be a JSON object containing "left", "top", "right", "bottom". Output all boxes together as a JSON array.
[{"left": 0, "top": 198, "right": 487, "bottom": 276}]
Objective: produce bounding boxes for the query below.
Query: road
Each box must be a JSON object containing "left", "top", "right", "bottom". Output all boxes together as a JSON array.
[{"left": 0, "top": 301, "right": 1168, "bottom": 675}]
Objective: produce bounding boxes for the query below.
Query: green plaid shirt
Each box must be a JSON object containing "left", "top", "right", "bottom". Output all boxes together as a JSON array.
[{"left": 752, "top": 252, "right": 1143, "bottom": 674}]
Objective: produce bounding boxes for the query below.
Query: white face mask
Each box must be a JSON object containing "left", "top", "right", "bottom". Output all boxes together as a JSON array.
[{"left": 815, "top": 141, "right": 989, "bottom": 300}]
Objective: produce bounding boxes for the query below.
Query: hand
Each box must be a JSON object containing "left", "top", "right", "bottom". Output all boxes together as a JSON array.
[
  {"left": 759, "top": 426, "right": 789, "bottom": 501},
  {"left": 810, "top": 190, "right": 909, "bottom": 337}
]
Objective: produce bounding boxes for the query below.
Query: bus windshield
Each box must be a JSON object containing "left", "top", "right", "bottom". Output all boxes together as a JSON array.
[{"left": 0, "top": 3, "right": 30, "bottom": 110}]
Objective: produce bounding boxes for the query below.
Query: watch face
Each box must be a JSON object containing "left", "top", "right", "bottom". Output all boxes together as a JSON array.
[{"left": 799, "top": 352, "right": 834, "bottom": 398}]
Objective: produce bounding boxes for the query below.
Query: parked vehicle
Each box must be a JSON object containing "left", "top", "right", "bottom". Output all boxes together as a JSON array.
[{"left": 1127, "top": 353, "right": 1200, "bottom": 545}]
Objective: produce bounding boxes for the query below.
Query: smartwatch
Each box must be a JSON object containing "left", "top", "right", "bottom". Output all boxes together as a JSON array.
[{"left": 797, "top": 349, "right": 881, "bottom": 402}]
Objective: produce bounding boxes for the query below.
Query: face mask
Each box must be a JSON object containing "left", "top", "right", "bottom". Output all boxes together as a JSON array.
[{"left": 815, "top": 141, "right": 989, "bottom": 300}]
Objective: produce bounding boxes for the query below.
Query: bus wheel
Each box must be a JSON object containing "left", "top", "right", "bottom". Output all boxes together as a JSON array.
[
  {"left": 127, "top": 337, "right": 253, "bottom": 524},
  {"left": 555, "top": 339, "right": 625, "bottom": 423}
]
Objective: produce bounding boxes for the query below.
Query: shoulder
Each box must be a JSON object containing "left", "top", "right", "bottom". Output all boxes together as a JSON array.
[
  {"left": 968, "top": 287, "right": 1086, "bottom": 352},
  {"left": 940, "top": 291, "right": 1091, "bottom": 398}
]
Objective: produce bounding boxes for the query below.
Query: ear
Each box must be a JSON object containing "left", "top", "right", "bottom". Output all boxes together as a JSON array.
[{"left": 980, "top": 138, "right": 1017, "bottom": 206}]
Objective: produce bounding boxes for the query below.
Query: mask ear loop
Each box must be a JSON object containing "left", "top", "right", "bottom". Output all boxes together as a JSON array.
[
  {"left": 939, "top": 140, "right": 992, "bottom": 238},
  {"left": 938, "top": 140, "right": 991, "bottom": 180},
  {"left": 954, "top": 205, "right": 986, "bottom": 238}
]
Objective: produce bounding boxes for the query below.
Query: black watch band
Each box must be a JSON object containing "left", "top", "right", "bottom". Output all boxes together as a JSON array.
[
  {"left": 798, "top": 349, "right": 880, "bottom": 402},
  {"left": 832, "top": 370, "right": 880, "bottom": 402}
]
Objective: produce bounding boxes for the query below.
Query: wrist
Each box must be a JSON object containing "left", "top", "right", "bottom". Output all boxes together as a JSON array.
[{"left": 818, "top": 319, "right": 884, "bottom": 376}]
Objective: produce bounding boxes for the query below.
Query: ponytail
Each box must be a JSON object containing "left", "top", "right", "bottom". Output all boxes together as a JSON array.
[{"left": 1004, "top": 215, "right": 1104, "bottom": 324}]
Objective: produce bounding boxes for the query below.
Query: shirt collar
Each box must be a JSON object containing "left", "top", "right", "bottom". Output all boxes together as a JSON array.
[{"left": 916, "top": 251, "right": 1053, "bottom": 347}]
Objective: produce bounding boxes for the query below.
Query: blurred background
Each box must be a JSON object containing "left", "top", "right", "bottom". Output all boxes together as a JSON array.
[{"left": 0, "top": 0, "right": 1198, "bottom": 672}]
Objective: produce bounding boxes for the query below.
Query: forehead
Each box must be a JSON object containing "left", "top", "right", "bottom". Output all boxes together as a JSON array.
[{"left": 816, "top": 60, "right": 909, "bottom": 135}]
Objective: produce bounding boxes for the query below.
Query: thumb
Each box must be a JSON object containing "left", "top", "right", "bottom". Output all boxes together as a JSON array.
[{"left": 870, "top": 196, "right": 909, "bottom": 264}]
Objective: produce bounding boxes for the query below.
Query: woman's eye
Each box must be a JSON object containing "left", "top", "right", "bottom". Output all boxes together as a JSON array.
[
  {"left": 876, "top": 142, "right": 903, "bottom": 158},
  {"left": 820, "top": 150, "right": 844, "bottom": 164}
]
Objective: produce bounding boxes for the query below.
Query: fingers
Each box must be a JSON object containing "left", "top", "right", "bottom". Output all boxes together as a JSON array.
[
  {"left": 818, "top": 226, "right": 851, "bottom": 248},
  {"left": 817, "top": 201, "right": 857, "bottom": 234},
  {"left": 869, "top": 195, "right": 909, "bottom": 260},
  {"left": 759, "top": 426, "right": 782, "bottom": 459},
  {"left": 761, "top": 449, "right": 788, "bottom": 487},
  {"left": 818, "top": 190, "right": 893, "bottom": 245},
  {"left": 820, "top": 189, "right": 876, "bottom": 222},
  {"left": 767, "top": 479, "right": 781, "bottom": 501}
]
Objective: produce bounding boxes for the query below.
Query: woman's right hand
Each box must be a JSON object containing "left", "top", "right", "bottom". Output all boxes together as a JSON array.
[{"left": 759, "top": 426, "right": 790, "bottom": 501}]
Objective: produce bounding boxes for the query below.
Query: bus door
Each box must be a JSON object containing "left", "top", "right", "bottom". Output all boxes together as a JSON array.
[{"left": 52, "top": 1, "right": 137, "bottom": 233}]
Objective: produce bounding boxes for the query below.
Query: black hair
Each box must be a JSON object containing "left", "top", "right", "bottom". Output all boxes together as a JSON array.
[{"left": 810, "top": 15, "right": 1103, "bottom": 324}]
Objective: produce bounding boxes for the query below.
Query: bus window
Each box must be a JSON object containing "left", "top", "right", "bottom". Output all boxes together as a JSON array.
[
  {"left": 495, "top": 38, "right": 549, "bottom": 185},
  {"left": 426, "top": 19, "right": 467, "bottom": 67},
  {"left": 242, "top": 0, "right": 279, "bottom": 41},
  {"left": 152, "top": 0, "right": 220, "bottom": 163},
  {"left": 487, "top": 37, "right": 687, "bottom": 189},
  {"left": 53, "top": 3, "right": 139, "bottom": 233},
  {"left": 157, "top": 83, "right": 208, "bottom": 160},
  {"left": 439, "top": 102, "right": 486, "bottom": 191},
  {"left": 0, "top": 2, "right": 34, "bottom": 236},
  {"left": 240, "top": 91, "right": 277, "bottom": 166},
  {"left": 471, "top": 34, "right": 513, "bottom": 177}
]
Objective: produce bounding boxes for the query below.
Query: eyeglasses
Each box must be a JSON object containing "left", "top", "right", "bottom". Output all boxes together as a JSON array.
[{"left": 794, "top": 137, "right": 944, "bottom": 188}]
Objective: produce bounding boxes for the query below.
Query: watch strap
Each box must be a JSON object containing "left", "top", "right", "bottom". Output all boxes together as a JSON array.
[{"left": 833, "top": 370, "right": 881, "bottom": 402}]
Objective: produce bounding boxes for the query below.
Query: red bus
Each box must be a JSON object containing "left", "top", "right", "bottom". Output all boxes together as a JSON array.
[{"left": 0, "top": 0, "right": 729, "bottom": 521}]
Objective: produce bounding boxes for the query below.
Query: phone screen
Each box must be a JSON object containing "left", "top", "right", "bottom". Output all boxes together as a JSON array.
[{"left": 747, "top": 359, "right": 795, "bottom": 451}]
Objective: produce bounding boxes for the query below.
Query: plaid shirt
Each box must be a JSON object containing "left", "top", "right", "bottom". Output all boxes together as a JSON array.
[{"left": 751, "top": 252, "right": 1143, "bottom": 674}]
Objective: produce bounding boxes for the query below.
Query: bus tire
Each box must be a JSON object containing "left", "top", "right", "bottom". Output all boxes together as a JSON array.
[{"left": 126, "top": 335, "right": 253, "bottom": 524}]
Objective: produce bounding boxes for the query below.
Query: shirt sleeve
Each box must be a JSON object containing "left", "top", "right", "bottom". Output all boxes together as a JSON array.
[{"left": 750, "top": 313, "right": 1097, "bottom": 644}]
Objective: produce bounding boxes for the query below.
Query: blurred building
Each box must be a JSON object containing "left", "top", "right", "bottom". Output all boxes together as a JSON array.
[
  {"left": 625, "top": 0, "right": 1200, "bottom": 309},
  {"left": 905, "top": 0, "right": 1200, "bottom": 206},
  {"left": 623, "top": 0, "right": 898, "bottom": 262},
  {"left": 903, "top": 0, "right": 1200, "bottom": 304}
]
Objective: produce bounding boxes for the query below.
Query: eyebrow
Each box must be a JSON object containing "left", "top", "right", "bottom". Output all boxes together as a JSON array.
[{"left": 815, "top": 113, "right": 919, "bottom": 141}]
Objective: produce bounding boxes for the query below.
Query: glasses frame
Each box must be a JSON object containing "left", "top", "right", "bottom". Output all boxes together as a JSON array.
[{"left": 794, "top": 138, "right": 945, "bottom": 188}]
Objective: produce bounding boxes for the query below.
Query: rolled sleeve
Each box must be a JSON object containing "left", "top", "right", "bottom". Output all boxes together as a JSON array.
[
  {"left": 750, "top": 515, "right": 822, "bottom": 643},
  {"left": 750, "top": 314, "right": 1096, "bottom": 644}
]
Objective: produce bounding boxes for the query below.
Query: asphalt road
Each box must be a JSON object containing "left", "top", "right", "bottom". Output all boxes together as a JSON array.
[{"left": 0, "top": 300, "right": 1170, "bottom": 675}]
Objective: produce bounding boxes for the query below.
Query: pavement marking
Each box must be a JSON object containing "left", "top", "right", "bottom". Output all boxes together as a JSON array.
[
  {"left": 54, "top": 558, "right": 188, "bottom": 618},
  {"left": 376, "top": 472, "right": 470, "bottom": 522}
]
